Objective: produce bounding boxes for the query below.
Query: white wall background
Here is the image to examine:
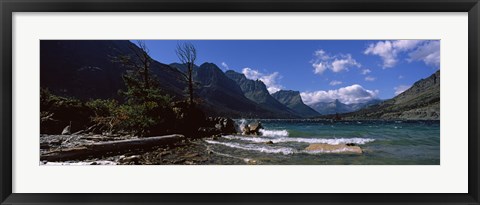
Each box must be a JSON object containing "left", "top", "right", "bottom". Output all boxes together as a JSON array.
[{"left": 12, "top": 12, "right": 468, "bottom": 193}]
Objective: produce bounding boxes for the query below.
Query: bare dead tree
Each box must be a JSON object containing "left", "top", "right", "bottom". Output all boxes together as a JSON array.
[
  {"left": 113, "top": 40, "right": 153, "bottom": 90},
  {"left": 109, "top": 40, "right": 168, "bottom": 107},
  {"left": 175, "top": 42, "right": 197, "bottom": 105},
  {"left": 131, "top": 40, "right": 152, "bottom": 89}
]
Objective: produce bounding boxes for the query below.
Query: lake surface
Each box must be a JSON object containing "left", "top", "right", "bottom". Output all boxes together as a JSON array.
[{"left": 204, "top": 119, "right": 440, "bottom": 165}]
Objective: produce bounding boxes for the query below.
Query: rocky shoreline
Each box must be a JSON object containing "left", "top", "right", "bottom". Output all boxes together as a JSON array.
[
  {"left": 40, "top": 119, "right": 369, "bottom": 165},
  {"left": 40, "top": 134, "right": 252, "bottom": 165},
  {"left": 40, "top": 118, "right": 266, "bottom": 165}
]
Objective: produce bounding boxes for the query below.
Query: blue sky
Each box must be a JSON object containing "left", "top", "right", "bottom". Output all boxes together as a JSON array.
[{"left": 135, "top": 40, "right": 440, "bottom": 105}]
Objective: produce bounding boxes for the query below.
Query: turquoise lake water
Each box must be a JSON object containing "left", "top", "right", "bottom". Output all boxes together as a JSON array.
[{"left": 204, "top": 119, "right": 440, "bottom": 165}]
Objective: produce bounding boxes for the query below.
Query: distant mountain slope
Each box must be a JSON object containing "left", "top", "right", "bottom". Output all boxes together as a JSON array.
[
  {"left": 40, "top": 40, "right": 185, "bottom": 100},
  {"left": 224, "top": 70, "right": 300, "bottom": 118},
  {"left": 310, "top": 99, "right": 382, "bottom": 115},
  {"left": 341, "top": 70, "right": 440, "bottom": 120},
  {"left": 310, "top": 99, "right": 353, "bottom": 115},
  {"left": 271, "top": 90, "right": 320, "bottom": 118},
  {"left": 40, "top": 40, "right": 299, "bottom": 118},
  {"left": 171, "top": 63, "right": 290, "bottom": 118}
]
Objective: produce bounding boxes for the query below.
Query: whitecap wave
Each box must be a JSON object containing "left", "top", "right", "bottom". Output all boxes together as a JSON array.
[
  {"left": 205, "top": 139, "right": 365, "bottom": 155},
  {"left": 222, "top": 135, "right": 375, "bottom": 145},
  {"left": 302, "top": 147, "right": 360, "bottom": 154},
  {"left": 259, "top": 129, "right": 289, "bottom": 137},
  {"left": 205, "top": 140, "right": 295, "bottom": 155},
  {"left": 238, "top": 119, "right": 247, "bottom": 130}
]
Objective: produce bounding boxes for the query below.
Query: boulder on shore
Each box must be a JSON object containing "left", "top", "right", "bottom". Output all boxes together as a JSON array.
[
  {"left": 305, "top": 143, "right": 362, "bottom": 154},
  {"left": 205, "top": 117, "right": 237, "bottom": 134},
  {"left": 242, "top": 122, "right": 263, "bottom": 135},
  {"left": 197, "top": 127, "right": 221, "bottom": 138},
  {"left": 241, "top": 126, "right": 250, "bottom": 135}
]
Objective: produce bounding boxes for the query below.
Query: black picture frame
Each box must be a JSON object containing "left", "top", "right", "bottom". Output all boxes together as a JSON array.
[{"left": 1, "top": 0, "right": 479, "bottom": 204}]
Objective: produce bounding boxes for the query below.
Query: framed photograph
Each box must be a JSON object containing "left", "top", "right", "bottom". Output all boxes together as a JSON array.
[{"left": 1, "top": 0, "right": 479, "bottom": 204}]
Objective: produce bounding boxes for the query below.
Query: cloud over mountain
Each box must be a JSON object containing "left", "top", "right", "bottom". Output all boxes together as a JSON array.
[
  {"left": 221, "top": 62, "right": 229, "bottom": 70},
  {"left": 300, "top": 84, "right": 379, "bottom": 105},
  {"left": 242, "top": 67, "right": 284, "bottom": 94}
]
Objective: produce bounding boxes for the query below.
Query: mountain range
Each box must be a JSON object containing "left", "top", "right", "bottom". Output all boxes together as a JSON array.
[
  {"left": 40, "top": 40, "right": 439, "bottom": 120},
  {"left": 41, "top": 40, "right": 313, "bottom": 118},
  {"left": 40, "top": 40, "right": 185, "bottom": 100},
  {"left": 271, "top": 90, "right": 320, "bottom": 118},
  {"left": 339, "top": 70, "right": 440, "bottom": 120},
  {"left": 309, "top": 99, "right": 383, "bottom": 115},
  {"left": 224, "top": 70, "right": 302, "bottom": 118},
  {"left": 172, "top": 62, "right": 294, "bottom": 118}
]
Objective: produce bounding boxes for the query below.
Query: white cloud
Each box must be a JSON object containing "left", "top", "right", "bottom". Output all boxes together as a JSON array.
[
  {"left": 408, "top": 41, "right": 440, "bottom": 67},
  {"left": 329, "top": 80, "right": 343, "bottom": 86},
  {"left": 221, "top": 62, "right": 229, "bottom": 70},
  {"left": 311, "top": 50, "right": 361, "bottom": 75},
  {"left": 393, "top": 40, "right": 423, "bottom": 51},
  {"left": 300, "top": 84, "right": 379, "bottom": 105},
  {"left": 364, "top": 40, "right": 440, "bottom": 68},
  {"left": 394, "top": 85, "right": 411, "bottom": 95},
  {"left": 331, "top": 54, "right": 361, "bottom": 72},
  {"left": 398, "top": 75, "right": 404, "bottom": 79},
  {"left": 364, "top": 40, "right": 397, "bottom": 68},
  {"left": 364, "top": 76, "right": 376, "bottom": 82},
  {"left": 361, "top": 69, "right": 371, "bottom": 75},
  {"left": 242, "top": 67, "right": 261, "bottom": 79},
  {"left": 314, "top": 49, "right": 331, "bottom": 60},
  {"left": 313, "top": 62, "right": 328, "bottom": 74},
  {"left": 242, "top": 67, "right": 284, "bottom": 94}
]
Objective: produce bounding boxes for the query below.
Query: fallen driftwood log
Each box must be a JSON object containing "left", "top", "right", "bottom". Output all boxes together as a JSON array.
[{"left": 41, "top": 134, "right": 185, "bottom": 162}]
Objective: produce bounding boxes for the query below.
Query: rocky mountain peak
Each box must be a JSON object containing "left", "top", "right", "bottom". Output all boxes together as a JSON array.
[{"left": 271, "top": 90, "right": 320, "bottom": 118}]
